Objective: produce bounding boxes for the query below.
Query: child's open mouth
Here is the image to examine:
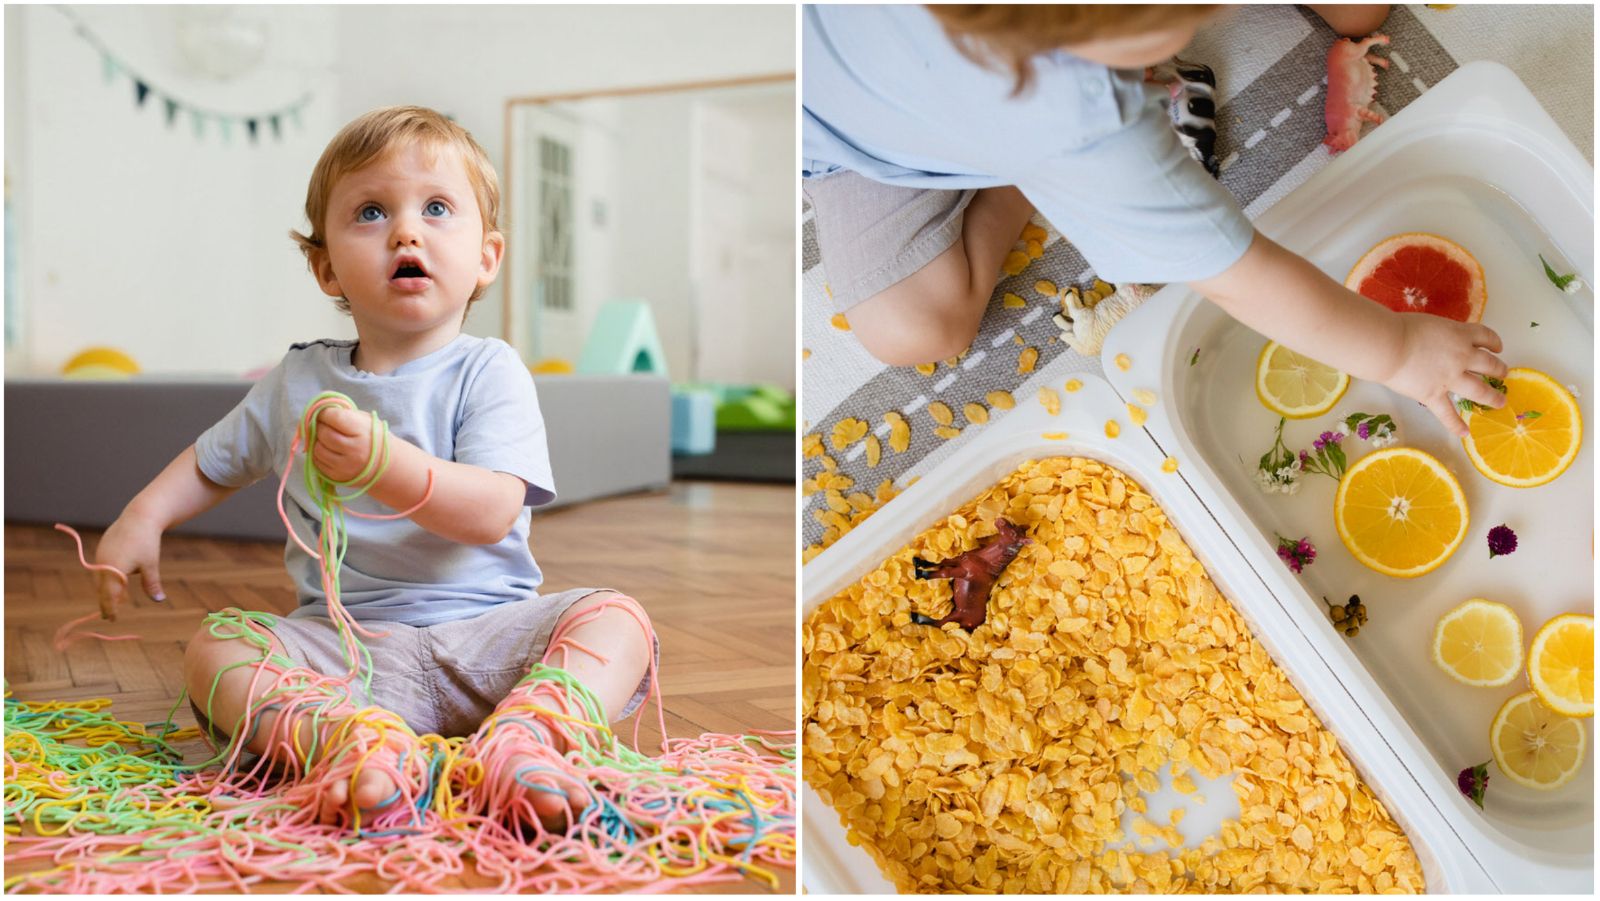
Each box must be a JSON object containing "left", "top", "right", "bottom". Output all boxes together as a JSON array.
[{"left": 390, "top": 257, "right": 432, "bottom": 291}]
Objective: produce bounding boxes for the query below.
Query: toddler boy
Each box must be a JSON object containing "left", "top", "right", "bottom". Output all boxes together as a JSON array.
[
  {"left": 92, "top": 106, "right": 653, "bottom": 832},
  {"left": 804, "top": 4, "right": 1506, "bottom": 435}
]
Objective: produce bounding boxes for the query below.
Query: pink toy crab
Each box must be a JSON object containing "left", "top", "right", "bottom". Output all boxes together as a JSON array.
[{"left": 1323, "top": 34, "right": 1390, "bottom": 152}]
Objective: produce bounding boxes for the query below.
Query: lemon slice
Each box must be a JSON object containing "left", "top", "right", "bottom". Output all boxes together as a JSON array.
[
  {"left": 1462, "top": 368, "right": 1582, "bottom": 488},
  {"left": 1490, "top": 691, "right": 1588, "bottom": 790},
  {"left": 1527, "top": 614, "right": 1594, "bottom": 718},
  {"left": 1255, "top": 341, "right": 1350, "bottom": 418},
  {"left": 1334, "top": 447, "right": 1468, "bottom": 578},
  {"left": 1432, "top": 599, "right": 1523, "bottom": 686}
]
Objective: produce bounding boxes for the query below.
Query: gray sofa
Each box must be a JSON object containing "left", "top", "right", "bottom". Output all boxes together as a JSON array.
[{"left": 4, "top": 376, "right": 671, "bottom": 541}]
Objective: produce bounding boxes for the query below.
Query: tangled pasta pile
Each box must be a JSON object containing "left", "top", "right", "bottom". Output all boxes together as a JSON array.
[{"left": 803, "top": 456, "right": 1424, "bottom": 893}]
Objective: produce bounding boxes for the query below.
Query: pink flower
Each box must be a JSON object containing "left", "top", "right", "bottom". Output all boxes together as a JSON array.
[{"left": 1275, "top": 535, "right": 1316, "bottom": 574}]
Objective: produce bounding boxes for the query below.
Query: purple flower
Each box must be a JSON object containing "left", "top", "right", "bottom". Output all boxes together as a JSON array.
[
  {"left": 1457, "top": 762, "right": 1490, "bottom": 809},
  {"left": 1312, "top": 430, "right": 1345, "bottom": 452},
  {"left": 1276, "top": 535, "right": 1316, "bottom": 574},
  {"left": 1299, "top": 450, "right": 1312, "bottom": 466},
  {"left": 1357, "top": 421, "right": 1371, "bottom": 440},
  {"left": 1487, "top": 525, "right": 1518, "bottom": 558}
]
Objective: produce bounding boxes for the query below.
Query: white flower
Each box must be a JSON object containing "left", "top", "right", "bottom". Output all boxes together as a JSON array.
[
  {"left": 1567, "top": 384, "right": 1582, "bottom": 399},
  {"left": 1563, "top": 278, "right": 1584, "bottom": 295},
  {"left": 1370, "top": 431, "right": 1398, "bottom": 448}
]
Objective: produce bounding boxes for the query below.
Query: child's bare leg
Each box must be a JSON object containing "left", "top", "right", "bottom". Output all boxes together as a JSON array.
[
  {"left": 183, "top": 620, "right": 412, "bottom": 821},
  {"left": 848, "top": 185, "right": 1036, "bottom": 366},
  {"left": 468, "top": 591, "right": 653, "bottom": 832},
  {"left": 1306, "top": 4, "right": 1389, "bottom": 37}
]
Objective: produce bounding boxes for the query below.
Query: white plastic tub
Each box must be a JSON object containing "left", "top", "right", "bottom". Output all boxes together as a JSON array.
[
  {"left": 800, "top": 62, "right": 1592, "bottom": 893},
  {"left": 1101, "top": 61, "right": 1593, "bottom": 893},
  {"left": 801, "top": 377, "right": 1495, "bottom": 893}
]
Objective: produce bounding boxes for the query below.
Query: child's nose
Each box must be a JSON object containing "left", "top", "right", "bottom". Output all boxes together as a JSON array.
[{"left": 389, "top": 215, "right": 423, "bottom": 247}]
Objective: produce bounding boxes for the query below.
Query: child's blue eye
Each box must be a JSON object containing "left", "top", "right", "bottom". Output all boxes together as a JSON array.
[
  {"left": 357, "top": 204, "right": 385, "bottom": 222},
  {"left": 424, "top": 200, "right": 450, "bottom": 217}
]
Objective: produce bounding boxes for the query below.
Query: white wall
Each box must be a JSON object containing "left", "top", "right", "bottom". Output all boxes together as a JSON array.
[
  {"left": 7, "top": 5, "right": 349, "bottom": 375},
  {"left": 330, "top": 4, "right": 796, "bottom": 350},
  {"left": 7, "top": 4, "right": 795, "bottom": 377}
]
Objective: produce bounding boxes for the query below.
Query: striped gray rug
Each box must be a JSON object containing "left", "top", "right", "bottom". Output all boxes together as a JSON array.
[{"left": 801, "top": 3, "right": 1592, "bottom": 551}]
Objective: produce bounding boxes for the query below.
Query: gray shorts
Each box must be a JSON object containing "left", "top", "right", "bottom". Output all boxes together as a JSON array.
[
  {"left": 209, "top": 588, "right": 658, "bottom": 739},
  {"left": 804, "top": 169, "right": 975, "bottom": 311}
]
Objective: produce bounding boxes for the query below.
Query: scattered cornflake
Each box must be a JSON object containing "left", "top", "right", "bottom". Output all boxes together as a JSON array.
[
  {"left": 804, "top": 456, "right": 1426, "bottom": 894},
  {"left": 914, "top": 362, "right": 937, "bottom": 376},
  {"left": 963, "top": 403, "right": 990, "bottom": 425},
  {"left": 1105, "top": 419, "right": 1121, "bottom": 438},
  {"left": 1003, "top": 292, "right": 1026, "bottom": 309},
  {"left": 926, "top": 401, "right": 954, "bottom": 427},
  {"left": 1021, "top": 222, "right": 1048, "bottom": 243},
  {"left": 1128, "top": 404, "right": 1149, "bottom": 427},
  {"left": 1035, "top": 279, "right": 1058, "bottom": 298},
  {"left": 1114, "top": 353, "right": 1132, "bottom": 371},
  {"left": 803, "top": 433, "right": 824, "bottom": 458},
  {"left": 986, "top": 390, "right": 1016, "bottom": 410},
  {"left": 1162, "top": 457, "right": 1180, "bottom": 473},
  {"left": 864, "top": 434, "right": 882, "bottom": 468},
  {"left": 803, "top": 348, "right": 812, "bottom": 360},
  {"left": 1038, "top": 387, "right": 1062, "bottom": 415},
  {"left": 1092, "top": 278, "right": 1115, "bottom": 297},
  {"left": 886, "top": 412, "right": 912, "bottom": 453},
  {"left": 1169, "top": 808, "right": 1186, "bottom": 827},
  {"left": 1018, "top": 347, "right": 1039, "bottom": 374},
  {"left": 1002, "top": 251, "right": 1031, "bottom": 276},
  {"left": 934, "top": 425, "right": 962, "bottom": 440},
  {"left": 1042, "top": 432, "right": 1069, "bottom": 440},
  {"left": 944, "top": 355, "right": 962, "bottom": 367},
  {"left": 831, "top": 313, "right": 851, "bottom": 331},
  {"left": 1013, "top": 335, "right": 1024, "bottom": 346},
  {"left": 830, "top": 417, "right": 869, "bottom": 449},
  {"left": 1065, "top": 378, "right": 1084, "bottom": 393},
  {"left": 1133, "top": 388, "right": 1158, "bottom": 406},
  {"left": 1025, "top": 239, "right": 1044, "bottom": 259}
]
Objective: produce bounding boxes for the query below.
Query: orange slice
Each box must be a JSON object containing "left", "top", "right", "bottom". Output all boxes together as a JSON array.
[
  {"left": 1490, "top": 691, "right": 1587, "bottom": 790},
  {"left": 1462, "top": 368, "right": 1582, "bottom": 488},
  {"left": 1527, "top": 614, "right": 1593, "bottom": 718},
  {"left": 1334, "top": 447, "right": 1468, "bottom": 578}
]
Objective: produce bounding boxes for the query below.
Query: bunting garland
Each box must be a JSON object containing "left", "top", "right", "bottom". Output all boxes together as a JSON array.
[{"left": 58, "top": 5, "right": 313, "bottom": 146}]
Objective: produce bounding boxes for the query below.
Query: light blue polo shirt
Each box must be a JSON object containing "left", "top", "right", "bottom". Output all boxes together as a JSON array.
[
  {"left": 195, "top": 334, "right": 555, "bottom": 628},
  {"left": 803, "top": 4, "right": 1254, "bottom": 283}
]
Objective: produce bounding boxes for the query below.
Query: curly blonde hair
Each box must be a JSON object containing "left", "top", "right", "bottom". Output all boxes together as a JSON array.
[
  {"left": 290, "top": 106, "right": 501, "bottom": 312},
  {"left": 927, "top": 4, "right": 1223, "bottom": 94}
]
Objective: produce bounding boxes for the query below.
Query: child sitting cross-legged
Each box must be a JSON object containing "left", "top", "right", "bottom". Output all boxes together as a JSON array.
[{"left": 91, "top": 106, "right": 656, "bottom": 833}]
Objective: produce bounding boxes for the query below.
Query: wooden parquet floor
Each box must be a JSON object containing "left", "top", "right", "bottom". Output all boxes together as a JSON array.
[{"left": 3, "top": 481, "right": 797, "bottom": 893}]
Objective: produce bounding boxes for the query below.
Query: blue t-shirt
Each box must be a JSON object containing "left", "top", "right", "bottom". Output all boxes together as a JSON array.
[
  {"left": 195, "top": 334, "right": 555, "bottom": 628},
  {"left": 802, "top": 4, "right": 1253, "bottom": 283}
]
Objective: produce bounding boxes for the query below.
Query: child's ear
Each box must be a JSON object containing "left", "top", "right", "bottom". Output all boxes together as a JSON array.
[
  {"left": 477, "top": 230, "right": 506, "bottom": 289},
  {"left": 308, "top": 247, "right": 344, "bottom": 298}
]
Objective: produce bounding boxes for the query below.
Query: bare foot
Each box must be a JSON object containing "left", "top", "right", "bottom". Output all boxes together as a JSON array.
[
  {"left": 283, "top": 711, "right": 420, "bottom": 825},
  {"left": 471, "top": 686, "right": 593, "bottom": 833}
]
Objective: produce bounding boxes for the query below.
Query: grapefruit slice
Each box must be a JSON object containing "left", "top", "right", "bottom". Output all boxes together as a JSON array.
[{"left": 1345, "top": 233, "right": 1487, "bottom": 322}]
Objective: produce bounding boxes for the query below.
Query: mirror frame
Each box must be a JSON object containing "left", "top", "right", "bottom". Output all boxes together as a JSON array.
[{"left": 499, "top": 72, "right": 795, "bottom": 356}]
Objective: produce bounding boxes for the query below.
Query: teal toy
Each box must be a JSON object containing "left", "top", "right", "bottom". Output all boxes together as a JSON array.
[{"left": 577, "top": 300, "right": 668, "bottom": 376}]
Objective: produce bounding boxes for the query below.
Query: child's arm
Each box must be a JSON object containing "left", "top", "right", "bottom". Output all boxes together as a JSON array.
[
  {"left": 94, "top": 445, "right": 239, "bottom": 618},
  {"left": 1189, "top": 232, "right": 1509, "bottom": 436},
  {"left": 311, "top": 406, "right": 525, "bottom": 546}
]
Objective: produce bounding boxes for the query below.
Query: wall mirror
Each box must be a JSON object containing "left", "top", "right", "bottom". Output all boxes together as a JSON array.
[{"left": 503, "top": 73, "right": 794, "bottom": 389}]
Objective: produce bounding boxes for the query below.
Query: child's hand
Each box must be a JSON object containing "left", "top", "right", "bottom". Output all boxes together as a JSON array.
[
  {"left": 93, "top": 511, "right": 166, "bottom": 620},
  {"left": 312, "top": 405, "right": 378, "bottom": 483},
  {"left": 1384, "top": 314, "right": 1508, "bottom": 437}
]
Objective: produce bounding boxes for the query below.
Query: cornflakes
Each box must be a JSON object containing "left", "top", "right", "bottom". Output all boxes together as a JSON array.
[
  {"left": 1114, "top": 353, "right": 1132, "bottom": 372},
  {"left": 927, "top": 402, "right": 954, "bottom": 427},
  {"left": 963, "top": 403, "right": 990, "bottom": 426},
  {"left": 1128, "top": 404, "right": 1149, "bottom": 427},
  {"left": 1133, "top": 388, "right": 1158, "bottom": 407},
  {"left": 1018, "top": 347, "right": 1039, "bottom": 374},
  {"left": 1065, "top": 378, "right": 1084, "bottom": 393},
  {"left": 885, "top": 412, "right": 911, "bottom": 454},
  {"left": 865, "top": 434, "right": 882, "bottom": 468},
  {"left": 915, "top": 362, "right": 937, "bottom": 376},
  {"left": 1003, "top": 293, "right": 1027, "bottom": 309},
  {"left": 986, "top": 391, "right": 1016, "bottom": 410},
  {"left": 831, "top": 313, "right": 851, "bottom": 331},
  {"left": 803, "top": 457, "right": 1425, "bottom": 893},
  {"left": 1036, "top": 280, "right": 1058, "bottom": 298},
  {"left": 1038, "top": 388, "right": 1061, "bottom": 416},
  {"left": 831, "top": 417, "right": 869, "bottom": 450},
  {"left": 1002, "top": 251, "right": 1031, "bottom": 276}
]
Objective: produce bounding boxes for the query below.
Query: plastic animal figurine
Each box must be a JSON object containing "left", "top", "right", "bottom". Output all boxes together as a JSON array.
[
  {"left": 1052, "top": 282, "right": 1156, "bottom": 357},
  {"left": 1147, "top": 57, "right": 1220, "bottom": 177},
  {"left": 909, "top": 519, "right": 1030, "bottom": 630},
  {"left": 1323, "top": 34, "right": 1390, "bottom": 152}
]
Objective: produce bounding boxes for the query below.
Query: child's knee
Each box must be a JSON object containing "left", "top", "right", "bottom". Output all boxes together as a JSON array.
[{"left": 851, "top": 289, "right": 985, "bottom": 366}]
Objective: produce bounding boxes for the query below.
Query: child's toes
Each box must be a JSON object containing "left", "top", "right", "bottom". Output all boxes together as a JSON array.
[{"left": 353, "top": 767, "right": 402, "bottom": 812}]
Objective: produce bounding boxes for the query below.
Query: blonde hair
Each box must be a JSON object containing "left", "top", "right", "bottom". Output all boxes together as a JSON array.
[
  {"left": 290, "top": 105, "right": 501, "bottom": 311},
  {"left": 926, "top": 4, "right": 1223, "bottom": 93}
]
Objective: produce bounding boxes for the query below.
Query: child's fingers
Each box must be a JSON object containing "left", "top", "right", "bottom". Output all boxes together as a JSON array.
[
  {"left": 1425, "top": 394, "right": 1471, "bottom": 438},
  {"left": 1455, "top": 373, "right": 1507, "bottom": 410},
  {"left": 141, "top": 566, "right": 167, "bottom": 604},
  {"left": 1469, "top": 350, "right": 1509, "bottom": 382},
  {"left": 316, "top": 406, "right": 365, "bottom": 437},
  {"left": 96, "top": 571, "right": 123, "bottom": 621},
  {"left": 1467, "top": 322, "right": 1503, "bottom": 353}
]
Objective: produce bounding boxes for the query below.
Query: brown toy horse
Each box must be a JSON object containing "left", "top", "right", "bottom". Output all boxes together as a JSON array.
[{"left": 909, "top": 518, "right": 1030, "bottom": 630}]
